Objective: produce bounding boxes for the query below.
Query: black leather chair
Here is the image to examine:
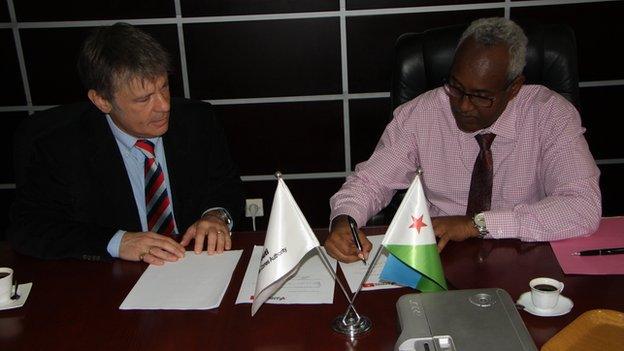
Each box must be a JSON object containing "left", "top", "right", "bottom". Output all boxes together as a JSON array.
[
  {"left": 369, "top": 22, "right": 580, "bottom": 224},
  {"left": 392, "top": 22, "right": 579, "bottom": 111}
]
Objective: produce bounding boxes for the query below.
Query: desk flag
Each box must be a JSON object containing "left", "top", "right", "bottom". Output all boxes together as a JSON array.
[
  {"left": 251, "top": 177, "right": 321, "bottom": 316},
  {"left": 379, "top": 175, "right": 447, "bottom": 292}
]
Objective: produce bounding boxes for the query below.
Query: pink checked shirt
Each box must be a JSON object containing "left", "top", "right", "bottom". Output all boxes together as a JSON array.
[{"left": 331, "top": 85, "right": 601, "bottom": 241}]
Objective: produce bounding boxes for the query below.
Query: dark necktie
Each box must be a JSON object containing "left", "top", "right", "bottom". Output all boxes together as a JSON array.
[
  {"left": 466, "top": 133, "right": 496, "bottom": 217},
  {"left": 135, "top": 140, "right": 177, "bottom": 236}
]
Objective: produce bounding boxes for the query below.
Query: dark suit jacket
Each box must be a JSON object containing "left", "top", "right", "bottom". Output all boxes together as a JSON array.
[{"left": 8, "top": 98, "right": 244, "bottom": 261}]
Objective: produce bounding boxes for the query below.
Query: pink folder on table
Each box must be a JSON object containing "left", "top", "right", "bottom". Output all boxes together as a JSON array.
[{"left": 550, "top": 217, "right": 624, "bottom": 275}]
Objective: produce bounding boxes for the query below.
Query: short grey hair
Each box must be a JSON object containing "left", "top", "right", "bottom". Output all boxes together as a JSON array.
[{"left": 458, "top": 17, "right": 528, "bottom": 81}]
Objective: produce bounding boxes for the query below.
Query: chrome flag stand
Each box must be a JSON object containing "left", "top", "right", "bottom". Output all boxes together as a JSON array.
[{"left": 327, "top": 246, "right": 385, "bottom": 340}]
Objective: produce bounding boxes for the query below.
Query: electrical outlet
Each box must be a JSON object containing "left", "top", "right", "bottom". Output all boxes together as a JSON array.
[{"left": 245, "top": 198, "right": 264, "bottom": 217}]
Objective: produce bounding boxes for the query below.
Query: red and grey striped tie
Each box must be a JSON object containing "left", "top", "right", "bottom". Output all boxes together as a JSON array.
[{"left": 135, "top": 140, "right": 177, "bottom": 236}]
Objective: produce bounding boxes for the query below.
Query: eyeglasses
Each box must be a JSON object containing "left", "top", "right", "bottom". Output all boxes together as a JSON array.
[{"left": 443, "top": 77, "right": 517, "bottom": 108}]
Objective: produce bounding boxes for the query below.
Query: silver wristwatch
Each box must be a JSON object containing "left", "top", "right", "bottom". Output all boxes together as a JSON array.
[
  {"left": 472, "top": 212, "right": 489, "bottom": 239},
  {"left": 203, "top": 209, "right": 233, "bottom": 228}
]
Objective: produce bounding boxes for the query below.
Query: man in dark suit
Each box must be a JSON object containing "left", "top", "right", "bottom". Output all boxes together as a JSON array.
[{"left": 8, "top": 23, "right": 244, "bottom": 264}]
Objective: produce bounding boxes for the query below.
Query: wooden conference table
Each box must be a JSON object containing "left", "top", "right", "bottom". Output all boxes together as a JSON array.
[{"left": 1, "top": 227, "right": 623, "bottom": 351}]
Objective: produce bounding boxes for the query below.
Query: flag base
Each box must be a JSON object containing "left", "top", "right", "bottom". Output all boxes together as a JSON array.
[{"left": 331, "top": 313, "right": 372, "bottom": 339}]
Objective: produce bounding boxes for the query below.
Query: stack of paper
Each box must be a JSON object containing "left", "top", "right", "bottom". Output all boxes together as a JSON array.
[{"left": 120, "top": 250, "right": 242, "bottom": 310}]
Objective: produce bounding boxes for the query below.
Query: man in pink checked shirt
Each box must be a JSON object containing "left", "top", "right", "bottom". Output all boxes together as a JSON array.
[{"left": 326, "top": 17, "right": 601, "bottom": 263}]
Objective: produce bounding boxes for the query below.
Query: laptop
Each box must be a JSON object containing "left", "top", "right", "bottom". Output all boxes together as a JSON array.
[{"left": 395, "top": 288, "right": 537, "bottom": 351}]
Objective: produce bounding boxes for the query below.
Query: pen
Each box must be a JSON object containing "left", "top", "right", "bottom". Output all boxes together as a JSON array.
[
  {"left": 571, "top": 247, "right": 624, "bottom": 256},
  {"left": 347, "top": 216, "right": 367, "bottom": 265}
]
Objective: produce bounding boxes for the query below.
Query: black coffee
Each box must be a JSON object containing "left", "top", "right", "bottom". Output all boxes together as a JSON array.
[
  {"left": 0, "top": 272, "right": 9, "bottom": 279},
  {"left": 534, "top": 284, "right": 558, "bottom": 292}
]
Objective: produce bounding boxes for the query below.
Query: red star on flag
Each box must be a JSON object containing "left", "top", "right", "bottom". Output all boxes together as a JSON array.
[{"left": 409, "top": 215, "right": 427, "bottom": 233}]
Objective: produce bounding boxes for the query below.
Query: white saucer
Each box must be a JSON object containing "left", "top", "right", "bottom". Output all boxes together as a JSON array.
[
  {"left": 0, "top": 283, "right": 32, "bottom": 311},
  {"left": 516, "top": 291, "right": 573, "bottom": 317}
]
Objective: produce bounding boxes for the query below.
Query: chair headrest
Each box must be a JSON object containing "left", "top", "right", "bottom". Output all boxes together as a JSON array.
[{"left": 391, "top": 23, "right": 579, "bottom": 110}]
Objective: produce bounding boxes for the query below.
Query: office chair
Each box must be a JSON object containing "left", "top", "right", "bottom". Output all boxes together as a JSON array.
[
  {"left": 392, "top": 22, "right": 579, "bottom": 110},
  {"left": 370, "top": 22, "right": 580, "bottom": 224}
]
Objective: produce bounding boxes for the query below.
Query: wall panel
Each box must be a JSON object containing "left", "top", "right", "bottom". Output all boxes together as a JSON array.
[
  {"left": 0, "top": 29, "right": 25, "bottom": 106},
  {"left": 185, "top": 18, "right": 342, "bottom": 100},
  {"left": 580, "top": 85, "right": 624, "bottom": 160},
  {"left": 14, "top": 0, "right": 175, "bottom": 21},
  {"left": 180, "top": 0, "right": 338, "bottom": 16},
  {"left": 511, "top": 2, "right": 624, "bottom": 81},
  {"left": 217, "top": 101, "right": 344, "bottom": 175},
  {"left": 20, "top": 25, "right": 184, "bottom": 105},
  {"left": 349, "top": 98, "right": 391, "bottom": 168}
]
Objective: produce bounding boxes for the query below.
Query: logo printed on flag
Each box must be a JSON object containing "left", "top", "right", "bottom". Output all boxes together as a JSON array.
[
  {"left": 251, "top": 177, "right": 321, "bottom": 316},
  {"left": 379, "top": 175, "right": 447, "bottom": 292}
]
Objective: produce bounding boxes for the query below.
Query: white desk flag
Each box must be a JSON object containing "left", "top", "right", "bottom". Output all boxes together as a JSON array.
[{"left": 251, "top": 177, "right": 321, "bottom": 316}]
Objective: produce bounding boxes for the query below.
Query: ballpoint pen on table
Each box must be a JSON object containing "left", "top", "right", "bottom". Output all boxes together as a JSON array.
[
  {"left": 347, "top": 216, "right": 367, "bottom": 265},
  {"left": 571, "top": 247, "right": 624, "bottom": 256}
]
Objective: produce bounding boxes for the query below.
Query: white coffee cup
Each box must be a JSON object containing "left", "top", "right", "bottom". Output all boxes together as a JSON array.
[
  {"left": 529, "top": 277, "right": 564, "bottom": 310},
  {"left": 0, "top": 267, "right": 14, "bottom": 304}
]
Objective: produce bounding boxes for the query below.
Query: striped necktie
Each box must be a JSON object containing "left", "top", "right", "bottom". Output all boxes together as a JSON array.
[{"left": 135, "top": 140, "right": 177, "bottom": 236}]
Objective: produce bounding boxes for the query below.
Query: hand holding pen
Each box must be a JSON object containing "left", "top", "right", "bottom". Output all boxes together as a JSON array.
[
  {"left": 347, "top": 216, "right": 367, "bottom": 265},
  {"left": 324, "top": 215, "right": 372, "bottom": 263}
]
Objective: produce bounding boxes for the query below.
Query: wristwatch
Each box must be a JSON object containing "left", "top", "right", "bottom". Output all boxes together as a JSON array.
[
  {"left": 472, "top": 212, "right": 489, "bottom": 239},
  {"left": 203, "top": 209, "right": 233, "bottom": 228}
]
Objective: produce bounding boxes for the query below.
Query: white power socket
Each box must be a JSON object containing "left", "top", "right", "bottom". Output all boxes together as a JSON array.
[{"left": 245, "top": 198, "right": 264, "bottom": 217}]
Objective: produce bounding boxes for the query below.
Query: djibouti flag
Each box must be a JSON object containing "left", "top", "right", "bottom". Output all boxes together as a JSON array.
[{"left": 379, "top": 174, "right": 447, "bottom": 292}]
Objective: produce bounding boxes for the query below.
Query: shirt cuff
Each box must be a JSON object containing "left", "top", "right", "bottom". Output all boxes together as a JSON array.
[
  {"left": 201, "top": 207, "right": 234, "bottom": 230},
  {"left": 106, "top": 230, "right": 126, "bottom": 258},
  {"left": 483, "top": 210, "right": 519, "bottom": 239},
  {"left": 329, "top": 207, "right": 368, "bottom": 231}
]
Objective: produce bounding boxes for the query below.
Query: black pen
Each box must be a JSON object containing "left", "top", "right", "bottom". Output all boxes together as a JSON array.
[
  {"left": 571, "top": 247, "right": 624, "bottom": 256},
  {"left": 347, "top": 216, "right": 367, "bottom": 265}
]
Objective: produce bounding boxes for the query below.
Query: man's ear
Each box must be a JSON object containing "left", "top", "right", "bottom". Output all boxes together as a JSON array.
[
  {"left": 87, "top": 89, "right": 113, "bottom": 114},
  {"left": 508, "top": 74, "right": 525, "bottom": 100}
]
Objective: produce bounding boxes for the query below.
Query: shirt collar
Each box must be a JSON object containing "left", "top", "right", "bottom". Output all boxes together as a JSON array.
[
  {"left": 105, "top": 115, "right": 160, "bottom": 153},
  {"left": 486, "top": 94, "right": 518, "bottom": 141},
  {"left": 450, "top": 87, "right": 521, "bottom": 142}
]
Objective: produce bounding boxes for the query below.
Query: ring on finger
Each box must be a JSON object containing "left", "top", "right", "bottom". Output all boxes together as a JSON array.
[{"left": 139, "top": 246, "right": 153, "bottom": 261}]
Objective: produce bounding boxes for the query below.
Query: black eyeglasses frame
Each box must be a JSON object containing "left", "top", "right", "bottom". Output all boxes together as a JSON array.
[{"left": 443, "top": 76, "right": 518, "bottom": 108}]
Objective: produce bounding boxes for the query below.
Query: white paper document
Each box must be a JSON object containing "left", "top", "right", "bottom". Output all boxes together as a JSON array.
[
  {"left": 339, "top": 235, "right": 402, "bottom": 293},
  {"left": 236, "top": 246, "right": 337, "bottom": 305},
  {"left": 120, "top": 250, "right": 242, "bottom": 310}
]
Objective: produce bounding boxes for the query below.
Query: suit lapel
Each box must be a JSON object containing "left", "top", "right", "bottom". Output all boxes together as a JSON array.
[
  {"left": 84, "top": 107, "right": 142, "bottom": 232},
  {"left": 163, "top": 102, "right": 189, "bottom": 230}
]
